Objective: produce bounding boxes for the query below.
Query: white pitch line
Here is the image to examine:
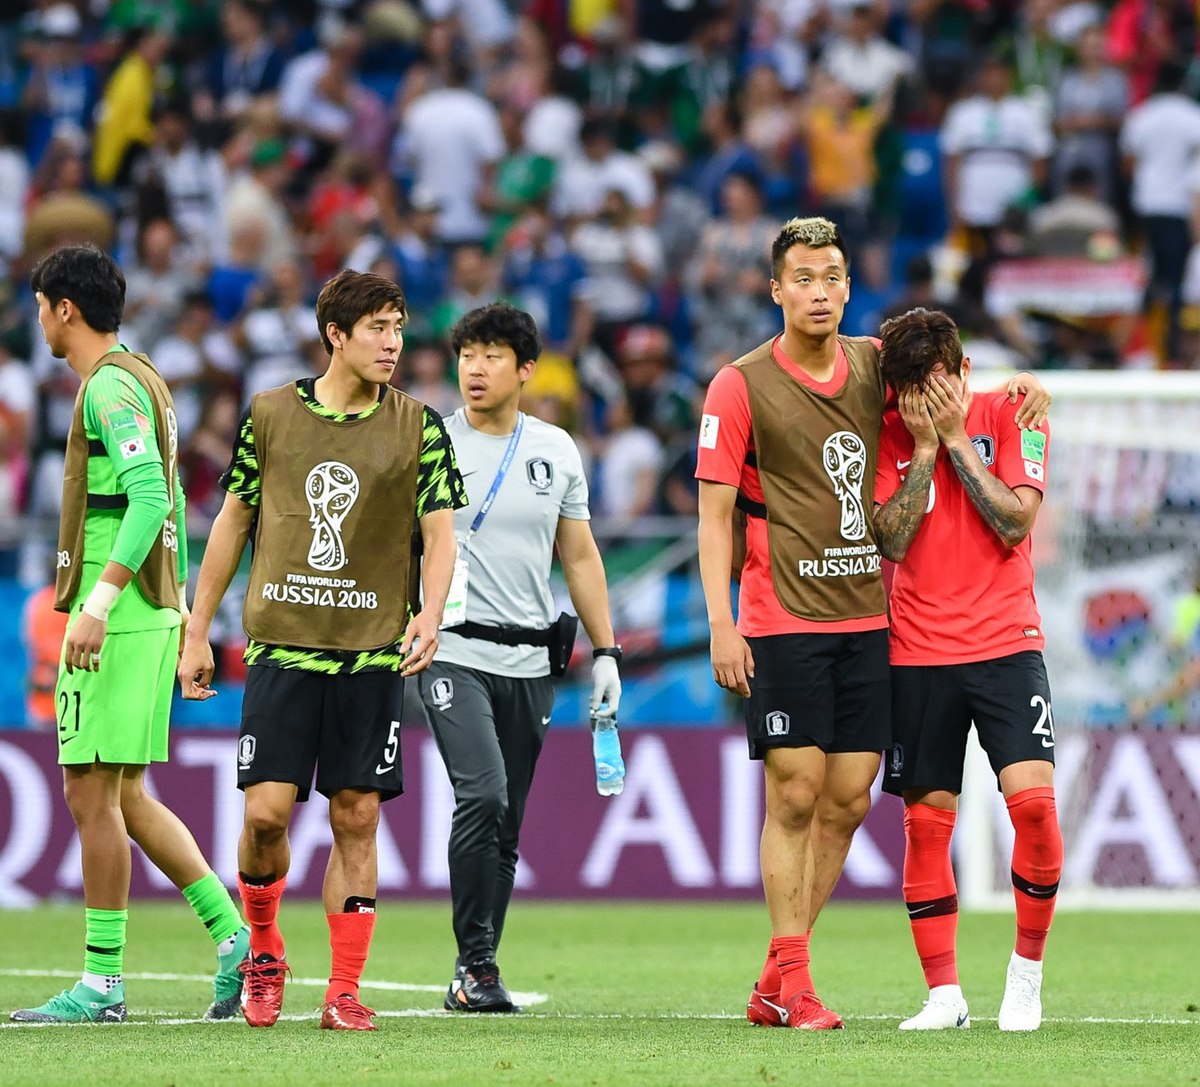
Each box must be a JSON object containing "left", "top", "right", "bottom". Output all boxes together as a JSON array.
[
  {"left": 0, "top": 968, "right": 547, "bottom": 1008},
  {"left": 0, "top": 972, "right": 1195, "bottom": 1028}
]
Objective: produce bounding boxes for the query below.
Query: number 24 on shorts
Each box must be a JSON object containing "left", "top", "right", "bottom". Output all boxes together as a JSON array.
[{"left": 1030, "top": 695, "right": 1054, "bottom": 748}]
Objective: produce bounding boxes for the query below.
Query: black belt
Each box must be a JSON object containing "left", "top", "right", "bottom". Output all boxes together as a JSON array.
[
  {"left": 444, "top": 621, "right": 554, "bottom": 648},
  {"left": 736, "top": 493, "right": 767, "bottom": 519}
]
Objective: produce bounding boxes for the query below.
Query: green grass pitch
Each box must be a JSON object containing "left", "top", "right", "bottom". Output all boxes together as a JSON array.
[{"left": 1, "top": 901, "right": 1196, "bottom": 1086}]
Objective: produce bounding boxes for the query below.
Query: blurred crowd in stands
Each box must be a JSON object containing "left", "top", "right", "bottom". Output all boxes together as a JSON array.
[{"left": 1, "top": 0, "right": 1200, "bottom": 537}]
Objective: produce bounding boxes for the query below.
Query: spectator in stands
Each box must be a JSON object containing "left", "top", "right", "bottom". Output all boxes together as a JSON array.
[
  {"left": 640, "top": 139, "right": 709, "bottom": 276},
  {"left": 483, "top": 104, "right": 557, "bottom": 250},
  {"left": 22, "top": 135, "right": 115, "bottom": 258},
  {"left": 614, "top": 323, "right": 701, "bottom": 447},
  {"left": 396, "top": 54, "right": 505, "bottom": 244},
  {"left": 687, "top": 169, "right": 776, "bottom": 376},
  {"left": 572, "top": 187, "right": 665, "bottom": 352},
  {"left": 123, "top": 217, "right": 196, "bottom": 353},
  {"left": 238, "top": 257, "right": 320, "bottom": 397},
  {"left": 392, "top": 183, "right": 450, "bottom": 316},
  {"left": 0, "top": 111, "right": 30, "bottom": 263},
  {"left": 179, "top": 387, "right": 240, "bottom": 534},
  {"left": 693, "top": 98, "right": 761, "bottom": 216},
  {"left": 996, "top": 0, "right": 1071, "bottom": 127},
  {"left": 1106, "top": 0, "right": 1189, "bottom": 105},
  {"left": 554, "top": 117, "right": 655, "bottom": 221},
  {"left": 737, "top": 62, "right": 797, "bottom": 192},
  {"left": 940, "top": 53, "right": 1053, "bottom": 252},
  {"left": 1120, "top": 60, "right": 1200, "bottom": 363},
  {"left": 1028, "top": 163, "right": 1121, "bottom": 258},
  {"left": 430, "top": 242, "right": 507, "bottom": 340},
  {"left": 800, "top": 70, "right": 891, "bottom": 254},
  {"left": 821, "top": 1, "right": 913, "bottom": 104},
  {"left": 19, "top": 3, "right": 96, "bottom": 167},
  {"left": 396, "top": 337, "right": 460, "bottom": 419},
  {"left": 279, "top": 19, "right": 389, "bottom": 171},
  {"left": 0, "top": 324, "right": 33, "bottom": 517},
  {"left": 222, "top": 136, "right": 295, "bottom": 271},
  {"left": 91, "top": 24, "right": 174, "bottom": 188},
  {"left": 137, "top": 98, "right": 226, "bottom": 266},
  {"left": 197, "top": 0, "right": 284, "bottom": 126},
  {"left": 1051, "top": 23, "right": 1128, "bottom": 202},
  {"left": 152, "top": 290, "right": 239, "bottom": 441},
  {"left": 502, "top": 202, "right": 592, "bottom": 357},
  {"left": 596, "top": 396, "right": 665, "bottom": 526}
]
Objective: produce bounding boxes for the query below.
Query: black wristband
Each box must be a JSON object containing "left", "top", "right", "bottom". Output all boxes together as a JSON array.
[{"left": 592, "top": 645, "right": 623, "bottom": 664}]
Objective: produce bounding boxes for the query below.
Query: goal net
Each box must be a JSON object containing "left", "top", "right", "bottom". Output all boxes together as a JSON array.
[{"left": 957, "top": 371, "right": 1200, "bottom": 909}]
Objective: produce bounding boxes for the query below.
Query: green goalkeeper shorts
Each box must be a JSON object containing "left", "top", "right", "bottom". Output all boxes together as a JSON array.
[{"left": 55, "top": 625, "right": 180, "bottom": 766}]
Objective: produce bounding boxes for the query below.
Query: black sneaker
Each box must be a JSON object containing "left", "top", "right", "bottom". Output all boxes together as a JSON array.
[{"left": 448, "top": 961, "right": 514, "bottom": 1013}]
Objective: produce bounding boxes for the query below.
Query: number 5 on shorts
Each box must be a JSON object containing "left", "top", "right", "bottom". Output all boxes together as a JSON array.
[
  {"left": 375, "top": 720, "right": 400, "bottom": 775},
  {"left": 1030, "top": 695, "right": 1054, "bottom": 748}
]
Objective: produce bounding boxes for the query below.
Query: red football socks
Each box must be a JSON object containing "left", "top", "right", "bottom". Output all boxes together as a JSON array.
[
  {"left": 775, "top": 934, "right": 814, "bottom": 1004},
  {"left": 1007, "top": 787, "right": 1062, "bottom": 961},
  {"left": 238, "top": 874, "right": 287, "bottom": 961},
  {"left": 326, "top": 909, "right": 376, "bottom": 1003},
  {"left": 756, "top": 935, "right": 796, "bottom": 995},
  {"left": 902, "top": 804, "right": 959, "bottom": 989}
]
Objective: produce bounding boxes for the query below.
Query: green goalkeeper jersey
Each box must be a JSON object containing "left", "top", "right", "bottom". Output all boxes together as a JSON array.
[{"left": 73, "top": 360, "right": 187, "bottom": 633}]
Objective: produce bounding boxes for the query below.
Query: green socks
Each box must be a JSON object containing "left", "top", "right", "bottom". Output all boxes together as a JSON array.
[
  {"left": 83, "top": 907, "right": 127, "bottom": 986},
  {"left": 182, "top": 872, "right": 245, "bottom": 946}
]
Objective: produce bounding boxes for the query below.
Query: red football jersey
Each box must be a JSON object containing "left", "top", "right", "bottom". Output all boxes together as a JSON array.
[
  {"left": 874, "top": 390, "right": 1049, "bottom": 665},
  {"left": 696, "top": 336, "right": 888, "bottom": 637}
]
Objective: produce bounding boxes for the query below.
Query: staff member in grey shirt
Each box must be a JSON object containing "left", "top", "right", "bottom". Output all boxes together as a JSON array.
[{"left": 424, "top": 302, "right": 622, "bottom": 1013}]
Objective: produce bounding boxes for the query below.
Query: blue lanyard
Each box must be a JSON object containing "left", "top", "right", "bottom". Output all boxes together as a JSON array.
[{"left": 469, "top": 412, "right": 523, "bottom": 536}]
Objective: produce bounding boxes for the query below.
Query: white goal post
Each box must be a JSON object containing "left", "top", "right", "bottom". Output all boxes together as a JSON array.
[{"left": 956, "top": 371, "right": 1200, "bottom": 909}]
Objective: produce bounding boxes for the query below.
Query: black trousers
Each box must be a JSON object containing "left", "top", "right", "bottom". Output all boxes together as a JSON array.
[
  {"left": 419, "top": 662, "right": 555, "bottom": 967},
  {"left": 1140, "top": 214, "right": 1191, "bottom": 360}
]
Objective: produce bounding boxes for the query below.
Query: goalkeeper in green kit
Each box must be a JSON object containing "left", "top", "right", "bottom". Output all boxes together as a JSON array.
[{"left": 10, "top": 245, "right": 250, "bottom": 1024}]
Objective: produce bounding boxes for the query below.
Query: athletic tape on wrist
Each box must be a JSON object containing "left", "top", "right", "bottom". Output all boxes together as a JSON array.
[{"left": 81, "top": 580, "right": 122, "bottom": 621}]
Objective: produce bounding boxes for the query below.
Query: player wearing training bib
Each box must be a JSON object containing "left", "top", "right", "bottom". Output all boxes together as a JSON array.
[
  {"left": 179, "top": 270, "right": 462, "bottom": 1032},
  {"left": 873, "top": 308, "right": 1061, "bottom": 1034},
  {"left": 695, "top": 218, "right": 1053, "bottom": 1033},
  {"left": 421, "top": 303, "right": 621, "bottom": 1013},
  {"left": 12, "top": 244, "right": 249, "bottom": 1027}
]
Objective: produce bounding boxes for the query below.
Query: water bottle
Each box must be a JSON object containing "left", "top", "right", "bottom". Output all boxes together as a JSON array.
[{"left": 590, "top": 708, "right": 625, "bottom": 796}]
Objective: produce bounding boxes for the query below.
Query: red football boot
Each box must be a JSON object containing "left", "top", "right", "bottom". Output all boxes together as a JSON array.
[
  {"left": 786, "top": 992, "right": 845, "bottom": 1030},
  {"left": 239, "top": 953, "right": 290, "bottom": 1027},
  {"left": 747, "top": 986, "right": 788, "bottom": 1027},
  {"left": 320, "top": 994, "right": 378, "bottom": 1031}
]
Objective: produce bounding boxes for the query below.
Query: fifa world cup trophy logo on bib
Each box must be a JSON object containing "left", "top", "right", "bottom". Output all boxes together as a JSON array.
[
  {"left": 305, "top": 460, "right": 360, "bottom": 571},
  {"left": 822, "top": 430, "right": 867, "bottom": 541}
]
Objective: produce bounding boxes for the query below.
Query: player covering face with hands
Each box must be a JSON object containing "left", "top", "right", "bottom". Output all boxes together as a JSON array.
[
  {"left": 178, "top": 269, "right": 464, "bottom": 1031},
  {"left": 874, "top": 308, "right": 1061, "bottom": 1033}
]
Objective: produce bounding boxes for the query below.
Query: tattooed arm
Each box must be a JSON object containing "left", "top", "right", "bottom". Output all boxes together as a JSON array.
[
  {"left": 926, "top": 375, "right": 1043, "bottom": 548},
  {"left": 874, "top": 388, "right": 939, "bottom": 562}
]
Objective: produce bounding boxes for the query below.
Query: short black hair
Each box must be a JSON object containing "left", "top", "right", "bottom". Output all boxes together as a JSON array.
[
  {"left": 450, "top": 303, "right": 541, "bottom": 364},
  {"left": 314, "top": 269, "right": 407, "bottom": 355},
  {"left": 878, "top": 307, "right": 963, "bottom": 393},
  {"left": 30, "top": 244, "right": 125, "bottom": 333}
]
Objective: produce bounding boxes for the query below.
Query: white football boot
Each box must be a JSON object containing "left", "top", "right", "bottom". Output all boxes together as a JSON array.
[
  {"left": 998, "top": 953, "right": 1044, "bottom": 1031},
  {"left": 899, "top": 984, "right": 971, "bottom": 1030}
]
